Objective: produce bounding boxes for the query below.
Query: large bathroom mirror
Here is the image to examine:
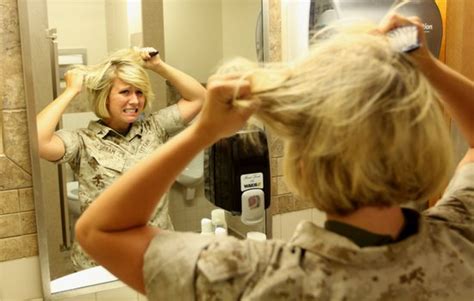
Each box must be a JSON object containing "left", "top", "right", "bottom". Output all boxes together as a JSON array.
[{"left": 18, "top": 0, "right": 269, "bottom": 298}]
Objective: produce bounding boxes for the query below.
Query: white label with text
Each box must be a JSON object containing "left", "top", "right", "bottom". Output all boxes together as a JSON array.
[{"left": 241, "top": 173, "right": 264, "bottom": 191}]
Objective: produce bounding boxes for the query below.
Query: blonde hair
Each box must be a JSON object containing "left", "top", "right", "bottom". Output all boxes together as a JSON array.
[
  {"left": 219, "top": 26, "right": 453, "bottom": 215},
  {"left": 74, "top": 49, "right": 154, "bottom": 119}
]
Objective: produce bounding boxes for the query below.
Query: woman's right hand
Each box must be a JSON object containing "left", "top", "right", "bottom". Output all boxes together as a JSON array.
[
  {"left": 64, "top": 69, "right": 84, "bottom": 95},
  {"left": 194, "top": 73, "right": 260, "bottom": 144}
]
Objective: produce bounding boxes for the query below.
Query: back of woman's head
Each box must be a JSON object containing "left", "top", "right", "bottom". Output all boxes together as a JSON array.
[
  {"left": 220, "top": 27, "right": 453, "bottom": 215},
  {"left": 75, "top": 48, "right": 154, "bottom": 119}
]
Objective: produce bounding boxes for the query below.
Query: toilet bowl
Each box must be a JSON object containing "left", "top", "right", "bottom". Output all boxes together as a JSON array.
[
  {"left": 66, "top": 181, "right": 81, "bottom": 217},
  {"left": 176, "top": 151, "right": 204, "bottom": 200}
]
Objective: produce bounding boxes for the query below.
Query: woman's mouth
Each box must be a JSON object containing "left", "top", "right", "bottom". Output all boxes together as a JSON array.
[{"left": 123, "top": 108, "right": 138, "bottom": 113}]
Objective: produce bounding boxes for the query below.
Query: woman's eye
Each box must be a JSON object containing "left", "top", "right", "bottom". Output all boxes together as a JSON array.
[
  {"left": 120, "top": 90, "right": 129, "bottom": 95},
  {"left": 136, "top": 91, "right": 143, "bottom": 96}
]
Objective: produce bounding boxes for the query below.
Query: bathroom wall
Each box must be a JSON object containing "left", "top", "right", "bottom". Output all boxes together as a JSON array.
[
  {"left": 0, "top": 0, "right": 40, "bottom": 299},
  {"left": 0, "top": 0, "right": 37, "bottom": 269},
  {"left": 163, "top": 0, "right": 223, "bottom": 83}
]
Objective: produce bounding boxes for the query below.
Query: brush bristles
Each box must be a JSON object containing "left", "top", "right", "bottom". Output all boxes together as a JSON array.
[{"left": 387, "top": 26, "right": 420, "bottom": 53}]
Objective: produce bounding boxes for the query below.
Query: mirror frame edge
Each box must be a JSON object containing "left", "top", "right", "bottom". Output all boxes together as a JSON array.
[
  {"left": 18, "top": 0, "right": 53, "bottom": 298},
  {"left": 261, "top": 0, "right": 273, "bottom": 239}
]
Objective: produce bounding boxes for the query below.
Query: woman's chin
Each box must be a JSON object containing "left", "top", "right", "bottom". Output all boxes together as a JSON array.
[{"left": 122, "top": 114, "right": 139, "bottom": 123}]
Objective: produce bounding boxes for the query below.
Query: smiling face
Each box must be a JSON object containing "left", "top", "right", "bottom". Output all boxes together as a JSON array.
[{"left": 104, "top": 77, "right": 145, "bottom": 133}]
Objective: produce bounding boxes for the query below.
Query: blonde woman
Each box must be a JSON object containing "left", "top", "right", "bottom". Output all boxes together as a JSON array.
[
  {"left": 37, "top": 47, "right": 206, "bottom": 270},
  {"left": 76, "top": 15, "right": 473, "bottom": 300}
]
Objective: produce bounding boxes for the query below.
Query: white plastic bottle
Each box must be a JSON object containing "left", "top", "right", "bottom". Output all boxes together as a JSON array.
[
  {"left": 215, "top": 226, "right": 227, "bottom": 237},
  {"left": 211, "top": 209, "right": 227, "bottom": 231},
  {"left": 246, "top": 231, "right": 266, "bottom": 241},
  {"left": 200, "top": 218, "right": 214, "bottom": 236}
]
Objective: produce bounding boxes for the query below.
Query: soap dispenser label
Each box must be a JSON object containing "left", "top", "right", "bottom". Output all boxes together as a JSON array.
[{"left": 241, "top": 172, "right": 264, "bottom": 191}]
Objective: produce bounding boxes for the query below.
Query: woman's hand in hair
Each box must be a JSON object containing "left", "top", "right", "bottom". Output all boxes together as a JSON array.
[
  {"left": 378, "top": 13, "right": 434, "bottom": 65},
  {"left": 64, "top": 69, "right": 84, "bottom": 96},
  {"left": 194, "top": 73, "right": 260, "bottom": 144}
]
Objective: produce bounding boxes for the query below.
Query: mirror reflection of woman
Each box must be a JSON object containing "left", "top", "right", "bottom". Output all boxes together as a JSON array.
[{"left": 36, "top": 47, "right": 206, "bottom": 270}]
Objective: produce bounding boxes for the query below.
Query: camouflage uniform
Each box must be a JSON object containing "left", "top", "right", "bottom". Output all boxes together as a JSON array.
[
  {"left": 56, "top": 105, "right": 185, "bottom": 270},
  {"left": 143, "top": 163, "right": 474, "bottom": 300}
]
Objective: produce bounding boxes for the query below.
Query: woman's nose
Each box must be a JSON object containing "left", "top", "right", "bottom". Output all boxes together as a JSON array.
[{"left": 129, "top": 93, "right": 139, "bottom": 104}]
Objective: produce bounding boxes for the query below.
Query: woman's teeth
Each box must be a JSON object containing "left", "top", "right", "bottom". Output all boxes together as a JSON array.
[{"left": 123, "top": 108, "right": 138, "bottom": 113}]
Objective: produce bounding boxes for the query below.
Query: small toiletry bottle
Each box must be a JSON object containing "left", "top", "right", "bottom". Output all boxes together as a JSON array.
[
  {"left": 200, "top": 218, "right": 214, "bottom": 236},
  {"left": 215, "top": 226, "right": 227, "bottom": 237},
  {"left": 246, "top": 231, "right": 267, "bottom": 241},
  {"left": 211, "top": 209, "right": 227, "bottom": 232}
]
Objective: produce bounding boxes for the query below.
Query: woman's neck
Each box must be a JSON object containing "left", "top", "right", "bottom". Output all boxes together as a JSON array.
[
  {"left": 326, "top": 206, "right": 405, "bottom": 239},
  {"left": 103, "top": 119, "right": 131, "bottom": 135}
]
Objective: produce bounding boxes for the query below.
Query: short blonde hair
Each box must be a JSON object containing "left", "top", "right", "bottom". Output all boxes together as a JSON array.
[
  {"left": 75, "top": 49, "right": 154, "bottom": 119},
  {"left": 220, "top": 27, "right": 453, "bottom": 215}
]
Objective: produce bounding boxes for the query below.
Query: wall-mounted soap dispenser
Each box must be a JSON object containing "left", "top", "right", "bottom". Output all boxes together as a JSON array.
[{"left": 204, "top": 129, "right": 271, "bottom": 225}]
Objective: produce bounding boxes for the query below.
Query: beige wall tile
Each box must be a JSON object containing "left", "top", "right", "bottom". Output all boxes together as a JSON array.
[
  {"left": 0, "top": 236, "right": 22, "bottom": 261},
  {"left": 294, "top": 194, "right": 313, "bottom": 211},
  {"left": 3, "top": 110, "right": 32, "bottom": 172},
  {"left": 270, "top": 136, "right": 284, "bottom": 157},
  {"left": 271, "top": 176, "right": 278, "bottom": 196},
  {"left": 276, "top": 157, "right": 284, "bottom": 176},
  {"left": 0, "top": 0, "right": 25, "bottom": 111},
  {"left": 21, "top": 234, "right": 38, "bottom": 258},
  {"left": 20, "top": 211, "right": 36, "bottom": 234},
  {"left": 0, "top": 213, "right": 21, "bottom": 238},
  {"left": 276, "top": 176, "right": 290, "bottom": 195},
  {"left": 268, "top": 0, "right": 282, "bottom": 62},
  {"left": 19, "top": 187, "right": 34, "bottom": 211},
  {"left": 275, "top": 193, "right": 294, "bottom": 213},
  {"left": 0, "top": 157, "right": 32, "bottom": 190},
  {"left": 0, "top": 190, "right": 19, "bottom": 214},
  {"left": 0, "top": 234, "right": 38, "bottom": 261},
  {"left": 269, "top": 195, "right": 279, "bottom": 215},
  {"left": 270, "top": 157, "right": 278, "bottom": 177}
]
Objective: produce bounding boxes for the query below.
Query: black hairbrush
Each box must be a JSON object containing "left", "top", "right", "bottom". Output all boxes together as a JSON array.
[{"left": 149, "top": 50, "right": 159, "bottom": 57}]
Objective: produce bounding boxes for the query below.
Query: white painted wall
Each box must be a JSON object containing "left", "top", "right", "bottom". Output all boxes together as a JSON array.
[
  {"left": 47, "top": 0, "right": 108, "bottom": 65},
  {"left": 105, "top": 0, "right": 130, "bottom": 52},
  {"left": 163, "top": 0, "right": 223, "bottom": 83},
  {"left": 221, "top": 0, "right": 260, "bottom": 62}
]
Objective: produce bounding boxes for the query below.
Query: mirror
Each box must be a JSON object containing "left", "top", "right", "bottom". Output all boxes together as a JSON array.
[{"left": 19, "top": 0, "right": 268, "bottom": 298}]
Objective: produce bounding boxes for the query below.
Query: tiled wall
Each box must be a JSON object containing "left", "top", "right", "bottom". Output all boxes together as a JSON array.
[
  {"left": 0, "top": 0, "right": 37, "bottom": 263},
  {"left": 266, "top": 0, "right": 317, "bottom": 217}
]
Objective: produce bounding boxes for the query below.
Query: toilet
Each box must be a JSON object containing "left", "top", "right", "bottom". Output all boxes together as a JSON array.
[
  {"left": 66, "top": 181, "right": 81, "bottom": 218},
  {"left": 176, "top": 151, "right": 204, "bottom": 200}
]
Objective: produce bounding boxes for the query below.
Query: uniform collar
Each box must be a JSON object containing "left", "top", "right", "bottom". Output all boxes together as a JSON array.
[
  {"left": 288, "top": 215, "right": 427, "bottom": 268},
  {"left": 88, "top": 119, "right": 143, "bottom": 140}
]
